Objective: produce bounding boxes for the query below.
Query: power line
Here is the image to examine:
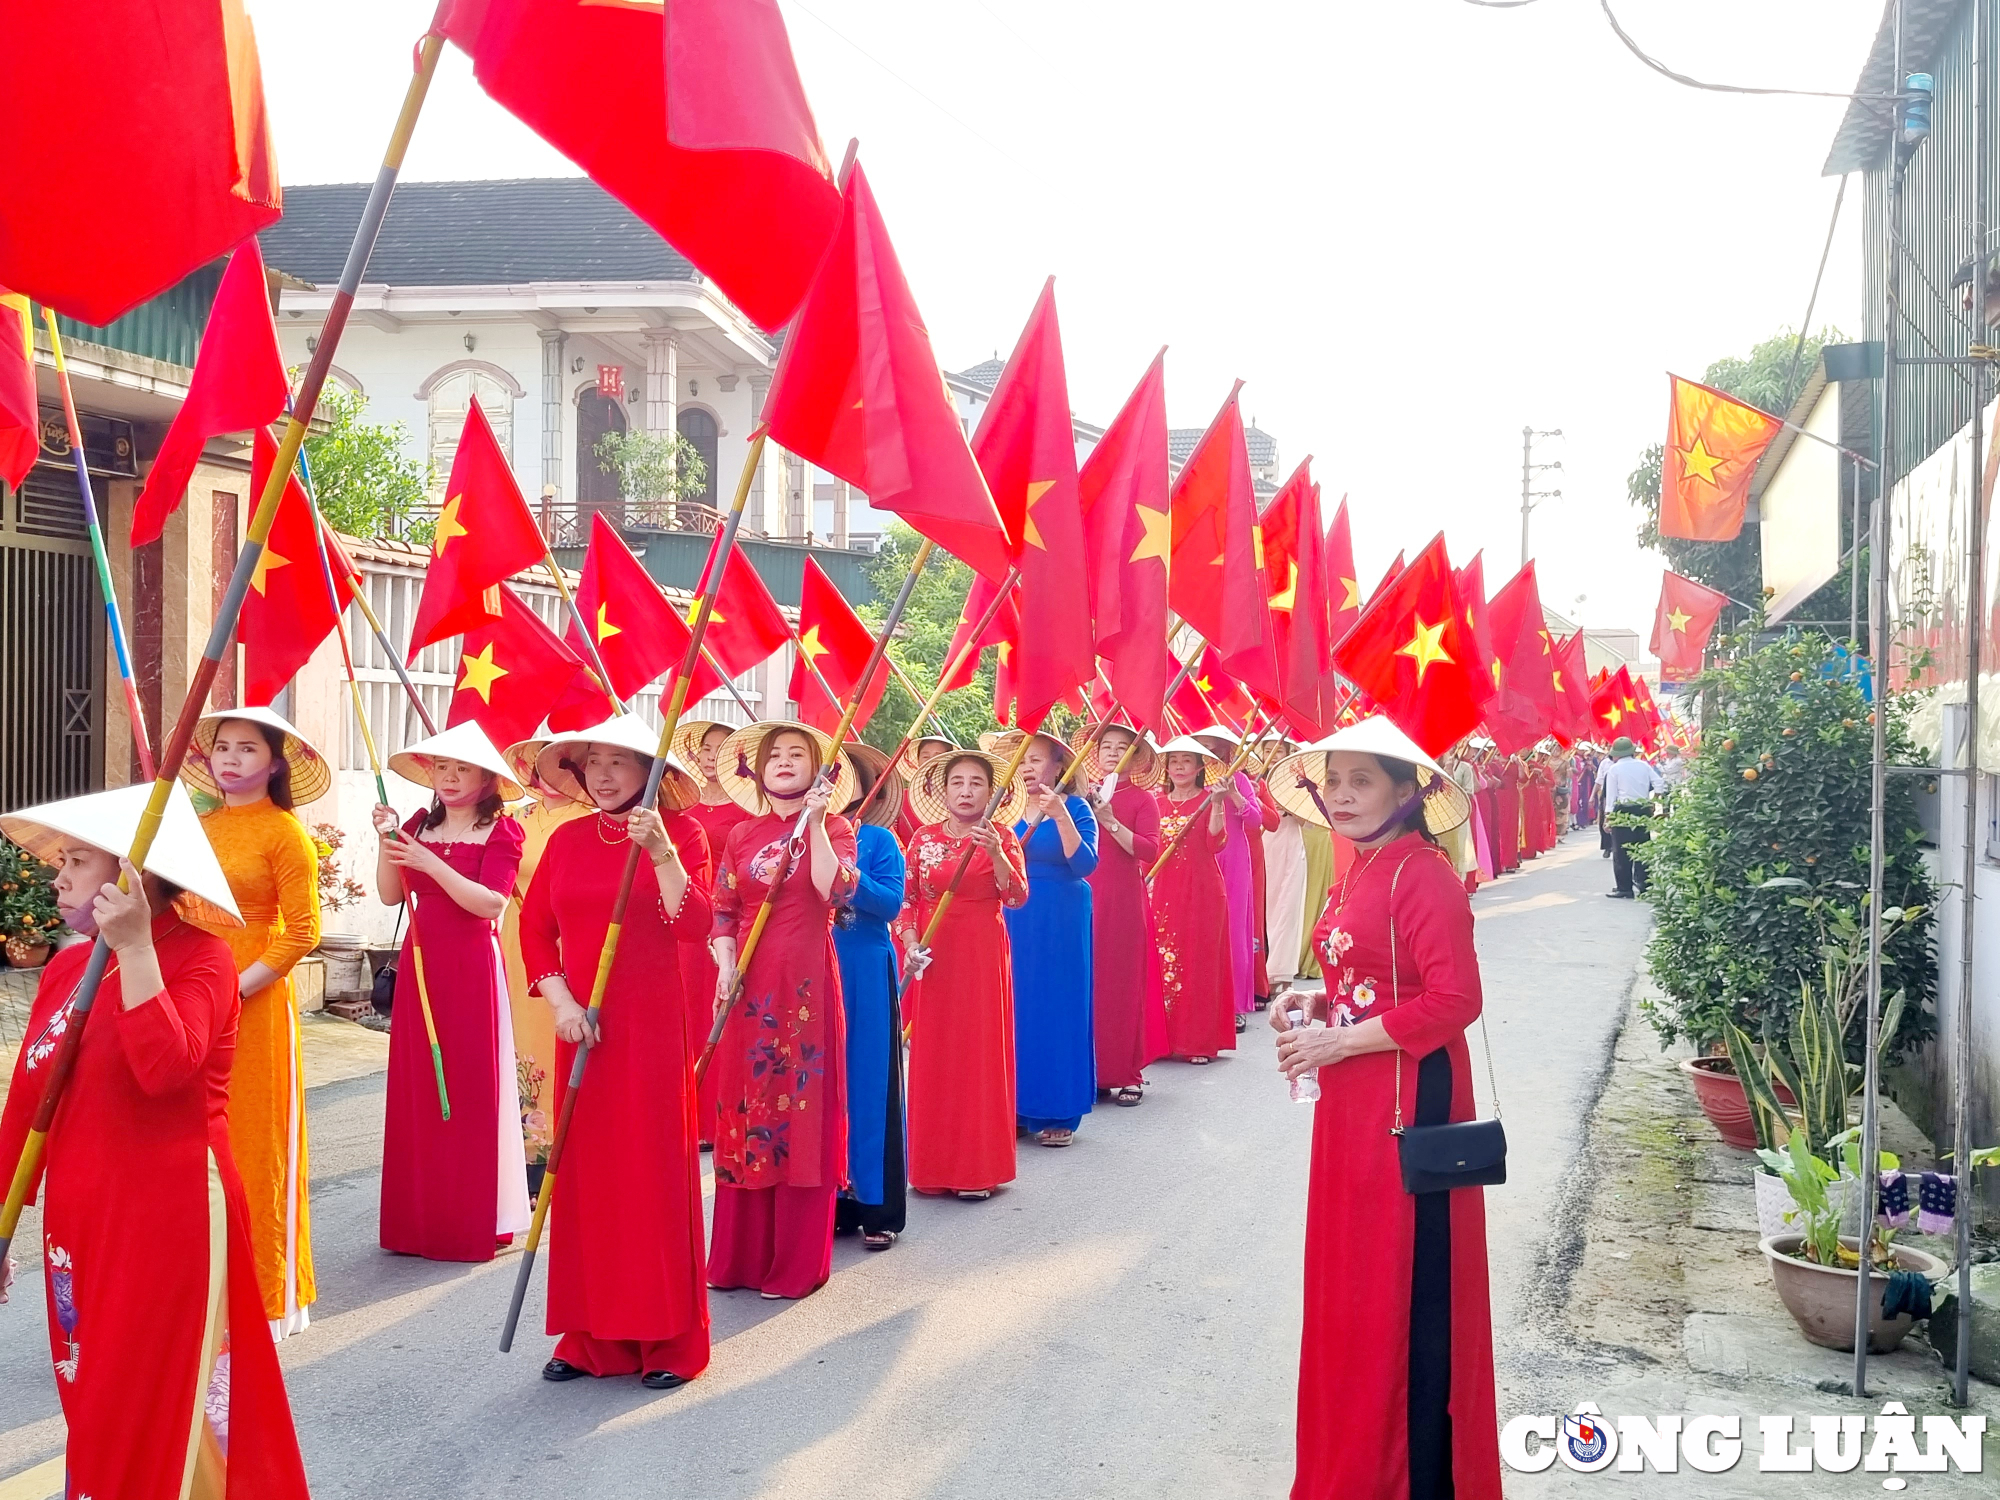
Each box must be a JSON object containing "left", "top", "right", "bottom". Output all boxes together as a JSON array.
[
  {"left": 1596, "top": 0, "right": 1903, "bottom": 104},
  {"left": 1780, "top": 173, "right": 1849, "bottom": 412}
]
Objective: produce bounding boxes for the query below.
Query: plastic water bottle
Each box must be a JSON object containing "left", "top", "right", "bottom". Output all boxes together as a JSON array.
[{"left": 1287, "top": 1006, "right": 1324, "bottom": 1104}]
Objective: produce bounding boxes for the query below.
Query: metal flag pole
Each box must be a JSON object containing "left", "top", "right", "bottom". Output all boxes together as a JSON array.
[
  {"left": 40, "top": 311, "right": 155, "bottom": 779},
  {"left": 0, "top": 28, "right": 448, "bottom": 1270},
  {"left": 294, "top": 442, "right": 450, "bottom": 1119}
]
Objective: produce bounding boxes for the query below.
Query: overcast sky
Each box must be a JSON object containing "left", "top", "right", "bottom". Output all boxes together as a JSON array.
[{"left": 253, "top": 0, "right": 1884, "bottom": 640}]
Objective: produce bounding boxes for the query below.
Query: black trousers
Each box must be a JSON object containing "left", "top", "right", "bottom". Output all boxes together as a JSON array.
[
  {"left": 1610, "top": 800, "right": 1652, "bottom": 895},
  {"left": 1409, "top": 1047, "right": 1454, "bottom": 1500},
  {"left": 835, "top": 983, "right": 908, "bottom": 1238}
]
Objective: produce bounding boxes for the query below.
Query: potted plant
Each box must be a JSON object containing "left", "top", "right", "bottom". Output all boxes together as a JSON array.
[
  {"left": 1642, "top": 631, "right": 1935, "bottom": 1135},
  {"left": 1756, "top": 1131, "right": 1946, "bottom": 1354},
  {"left": 0, "top": 835, "right": 64, "bottom": 968}
]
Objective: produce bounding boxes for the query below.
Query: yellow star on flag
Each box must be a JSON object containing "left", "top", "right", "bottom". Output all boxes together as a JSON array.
[
  {"left": 433, "top": 494, "right": 470, "bottom": 556},
  {"left": 1677, "top": 436, "right": 1725, "bottom": 487},
  {"left": 1194, "top": 675, "right": 1213, "bottom": 694},
  {"left": 1553, "top": 669, "right": 1565, "bottom": 692},
  {"left": 251, "top": 545, "right": 290, "bottom": 597},
  {"left": 595, "top": 603, "right": 621, "bottom": 642},
  {"left": 1251, "top": 525, "right": 1266, "bottom": 570},
  {"left": 1128, "top": 504, "right": 1170, "bottom": 566},
  {"left": 1491, "top": 659, "right": 1504, "bottom": 690},
  {"left": 1667, "top": 607, "right": 1692, "bottom": 634},
  {"left": 1021, "top": 480, "right": 1056, "bottom": 550},
  {"left": 1395, "top": 617, "right": 1453, "bottom": 684},
  {"left": 457, "top": 642, "right": 508, "bottom": 703},
  {"left": 1604, "top": 704, "right": 1623, "bottom": 728},
  {"left": 1339, "top": 576, "right": 1361, "bottom": 611},
  {"left": 1539, "top": 629, "right": 1553, "bottom": 654},
  {"left": 798, "top": 624, "right": 831, "bottom": 664},
  {"left": 996, "top": 640, "right": 1013, "bottom": 665},
  {"left": 687, "top": 599, "right": 726, "bottom": 627}
]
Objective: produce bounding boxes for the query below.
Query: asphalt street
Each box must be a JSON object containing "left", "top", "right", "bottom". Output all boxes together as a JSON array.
[{"left": 0, "top": 829, "right": 1650, "bottom": 1498}]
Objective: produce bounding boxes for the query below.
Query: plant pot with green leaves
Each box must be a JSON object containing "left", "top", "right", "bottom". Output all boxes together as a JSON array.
[
  {"left": 0, "top": 834, "right": 64, "bottom": 967},
  {"left": 1642, "top": 630, "right": 1935, "bottom": 1118}
]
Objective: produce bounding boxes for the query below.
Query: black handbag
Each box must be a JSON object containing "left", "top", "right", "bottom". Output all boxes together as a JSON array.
[
  {"left": 1385, "top": 860, "right": 1507, "bottom": 1194},
  {"left": 370, "top": 904, "right": 406, "bottom": 1015}
]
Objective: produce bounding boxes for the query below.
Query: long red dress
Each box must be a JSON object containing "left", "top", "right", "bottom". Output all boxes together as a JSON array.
[
  {"left": 1150, "top": 792, "right": 1236, "bottom": 1060},
  {"left": 1295, "top": 834, "right": 1501, "bottom": 1500},
  {"left": 899, "top": 822, "right": 1027, "bottom": 1193},
  {"left": 1493, "top": 760, "right": 1523, "bottom": 872},
  {"left": 379, "top": 813, "right": 529, "bottom": 1262},
  {"left": 519, "top": 810, "right": 714, "bottom": 1376},
  {"left": 1088, "top": 782, "right": 1163, "bottom": 1090},
  {"left": 1249, "top": 778, "right": 1283, "bottom": 1002},
  {"left": 0, "top": 916, "right": 311, "bottom": 1499},
  {"left": 680, "top": 798, "right": 743, "bottom": 1144},
  {"left": 708, "top": 810, "right": 858, "bottom": 1297}
]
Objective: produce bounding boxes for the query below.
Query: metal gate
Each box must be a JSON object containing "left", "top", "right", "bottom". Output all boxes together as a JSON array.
[{"left": 0, "top": 466, "right": 104, "bottom": 810}]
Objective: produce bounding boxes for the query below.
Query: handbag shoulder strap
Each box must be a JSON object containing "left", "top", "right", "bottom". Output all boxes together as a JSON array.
[{"left": 1388, "top": 847, "right": 1502, "bottom": 1134}]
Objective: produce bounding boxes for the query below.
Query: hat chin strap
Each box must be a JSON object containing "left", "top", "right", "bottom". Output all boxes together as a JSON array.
[{"left": 1352, "top": 786, "right": 1428, "bottom": 845}]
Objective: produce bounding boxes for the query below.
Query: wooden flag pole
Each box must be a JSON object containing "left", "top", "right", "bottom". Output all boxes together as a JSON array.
[
  {"left": 1053, "top": 697, "right": 1121, "bottom": 794},
  {"left": 42, "top": 313, "right": 154, "bottom": 779},
  {"left": 898, "top": 729, "right": 1036, "bottom": 986},
  {"left": 295, "top": 440, "right": 450, "bottom": 1120},
  {"left": 0, "top": 30, "right": 448, "bottom": 1270},
  {"left": 502, "top": 429, "right": 770, "bottom": 1349},
  {"left": 1145, "top": 709, "right": 1270, "bottom": 882}
]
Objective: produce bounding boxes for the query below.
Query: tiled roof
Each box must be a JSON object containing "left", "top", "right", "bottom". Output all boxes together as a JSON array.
[
  {"left": 1168, "top": 423, "right": 1278, "bottom": 466},
  {"left": 952, "top": 358, "right": 1008, "bottom": 391},
  {"left": 1823, "top": 0, "right": 1963, "bottom": 176},
  {"left": 261, "top": 179, "right": 699, "bottom": 287}
]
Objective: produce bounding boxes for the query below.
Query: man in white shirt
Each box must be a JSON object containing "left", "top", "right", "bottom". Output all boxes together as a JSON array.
[{"left": 1596, "top": 737, "right": 1664, "bottom": 899}]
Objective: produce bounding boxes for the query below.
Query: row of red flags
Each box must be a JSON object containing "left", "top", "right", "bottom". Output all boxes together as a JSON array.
[{"left": 0, "top": 0, "right": 1693, "bottom": 765}]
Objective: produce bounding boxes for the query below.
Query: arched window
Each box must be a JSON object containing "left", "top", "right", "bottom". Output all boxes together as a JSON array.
[
  {"left": 577, "top": 388, "right": 627, "bottom": 522},
  {"left": 423, "top": 364, "right": 518, "bottom": 493},
  {"left": 677, "top": 406, "right": 718, "bottom": 508}
]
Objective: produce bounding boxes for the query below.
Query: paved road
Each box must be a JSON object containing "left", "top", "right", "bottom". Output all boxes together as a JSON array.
[{"left": 0, "top": 830, "right": 1649, "bottom": 1498}]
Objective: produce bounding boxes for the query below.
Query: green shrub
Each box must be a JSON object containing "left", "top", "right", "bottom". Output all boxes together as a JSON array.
[
  {"left": 1641, "top": 629, "right": 1935, "bottom": 1059},
  {"left": 0, "top": 836, "right": 64, "bottom": 945}
]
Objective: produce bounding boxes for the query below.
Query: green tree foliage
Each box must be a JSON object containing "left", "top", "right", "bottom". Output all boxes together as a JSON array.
[
  {"left": 1640, "top": 626, "right": 1934, "bottom": 1059},
  {"left": 300, "top": 386, "right": 431, "bottom": 539},
  {"left": 856, "top": 524, "right": 1092, "bottom": 752},
  {"left": 592, "top": 430, "right": 708, "bottom": 514},
  {"left": 1630, "top": 327, "right": 1858, "bottom": 631},
  {"left": 0, "top": 835, "right": 64, "bottom": 943}
]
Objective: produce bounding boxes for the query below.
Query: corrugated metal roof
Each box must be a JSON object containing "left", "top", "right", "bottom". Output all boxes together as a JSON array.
[
  {"left": 50, "top": 263, "right": 222, "bottom": 370},
  {"left": 261, "top": 179, "right": 699, "bottom": 287},
  {"left": 1823, "top": 0, "right": 1964, "bottom": 176}
]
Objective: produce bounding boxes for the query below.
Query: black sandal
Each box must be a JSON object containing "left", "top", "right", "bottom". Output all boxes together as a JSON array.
[
  {"left": 1111, "top": 1086, "right": 1142, "bottom": 1106},
  {"left": 862, "top": 1230, "right": 898, "bottom": 1250}
]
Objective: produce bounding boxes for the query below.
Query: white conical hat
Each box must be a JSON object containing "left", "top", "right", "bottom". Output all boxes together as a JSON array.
[
  {"left": 1265, "top": 715, "right": 1471, "bottom": 835},
  {"left": 529, "top": 713, "right": 699, "bottom": 812},
  {"left": 1187, "top": 722, "right": 1243, "bottom": 755},
  {"left": 388, "top": 721, "right": 526, "bottom": 803},
  {"left": 0, "top": 783, "right": 243, "bottom": 926},
  {"left": 1158, "top": 734, "right": 1225, "bottom": 763},
  {"left": 184, "top": 705, "right": 333, "bottom": 806}
]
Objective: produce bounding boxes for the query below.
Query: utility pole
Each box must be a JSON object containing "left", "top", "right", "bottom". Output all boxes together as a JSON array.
[{"left": 1520, "top": 426, "right": 1563, "bottom": 568}]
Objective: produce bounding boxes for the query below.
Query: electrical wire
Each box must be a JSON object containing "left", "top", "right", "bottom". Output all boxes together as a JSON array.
[
  {"left": 1457, "top": 0, "right": 1544, "bottom": 8},
  {"left": 1597, "top": 0, "right": 1904, "bottom": 103},
  {"left": 1780, "top": 174, "right": 1850, "bottom": 411}
]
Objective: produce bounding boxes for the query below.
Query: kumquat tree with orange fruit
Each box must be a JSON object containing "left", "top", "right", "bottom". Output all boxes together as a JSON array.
[{"left": 1640, "top": 626, "right": 1935, "bottom": 1060}]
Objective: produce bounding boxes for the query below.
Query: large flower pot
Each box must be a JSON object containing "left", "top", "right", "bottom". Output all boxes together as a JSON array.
[
  {"left": 1759, "top": 1233, "right": 1948, "bottom": 1354},
  {"left": 1681, "top": 1056, "right": 1793, "bottom": 1150},
  {"left": 1754, "top": 1169, "right": 1866, "bottom": 1240},
  {"left": 4, "top": 936, "right": 51, "bottom": 969}
]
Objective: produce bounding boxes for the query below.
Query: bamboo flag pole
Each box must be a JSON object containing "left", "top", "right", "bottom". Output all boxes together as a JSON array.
[
  {"left": 0, "top": 31, "right": 448, "bottom": 1271},
  {"left": 294, "top": 442, "right": 450, "bottom": 1120},
  {"left": 41, "top": 312, "right": 155, "bottom": 779},
  {"left": 1145, "top": 709, "right": 1270, "bottom": 882},
  {"left": 897, "top": 729, "right": 1036, "bottom": 986},
  {"left": 502, "top": 428, "right": 775, "bottom": 1349}
]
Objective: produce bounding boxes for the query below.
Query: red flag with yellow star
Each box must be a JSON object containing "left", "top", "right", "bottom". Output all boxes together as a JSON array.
[
  {"left": 1453, "top": 551, "right": 1500, "bottom": 706},
  {"left": 1650, "top": 569, "right": 1731, "bottom": 681},
  {"left": 1193, "top": 646, "right": 1255, "bottom": 734},
  {"left": 1168, "top": 384, "right": 1278, "bottom": 700},
  {"left": 1590, "top": 664, "right": 1640, "bottom": 741},
  {"left": 0, "top": 290, "right": 36, "bottom": 490},
  {"left": 1660, "top": 375, "right": 1783, "bottom": 542},
  {"left": 408, "top": 398, "right": 549, "bottom": 658},
  {"left": 1260, "top": 459, "right": 1332, "bottom": 738},
  {"left": 1326, "top": 497, "right": 1363, "bottom": 647},
  {"left": 1330, "top": 535, "right": 1481, "bottom": 756},
  {"left": 760, "top": 163, "right": 1010, "bottom": 581},
  {"left": 973, "top": 279, "right": 1093, "bottom": 730},
  {"left": 240, "top": 430, "right": 354, "bottom": 705},
  {"left": 449, "top": 584, "right": 587, "bottom": 750},
  {"left": 1483, "top": 561, "right": 1558, "bottom": 755},
  {"left": 939, "top": 569, "right": 1019, "bottom": 693},
  {"left": 789, "top": 556, "right": 887, "bottom": 733},
  {"left": 569, "top": 511, "right": 721, "bottom": 707},
  {"left": 1550, "top": 632, "right": 1595, "bottom": 746},
  {"left": 690, "top": 537, "right": 789, "bottom": 677},
  {"left": 1080, "top": 350, "right": 1172, "bottom": 732}
]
